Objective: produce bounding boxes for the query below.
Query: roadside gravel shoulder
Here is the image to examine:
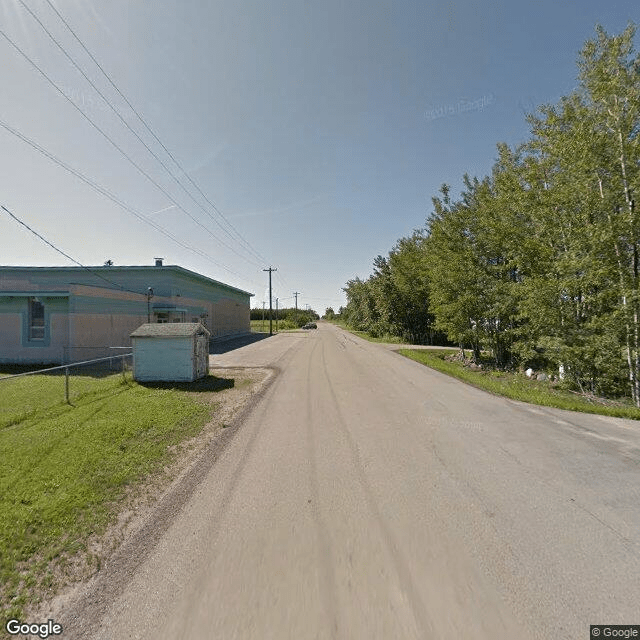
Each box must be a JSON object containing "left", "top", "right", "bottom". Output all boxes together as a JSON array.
[{"left": 28, "top": 366, "right": 277, "bottom": 637}]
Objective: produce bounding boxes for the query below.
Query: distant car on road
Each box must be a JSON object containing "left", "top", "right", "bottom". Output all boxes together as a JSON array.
[{"left": 302, "top": 322, "right": 317, "bottom": 330}]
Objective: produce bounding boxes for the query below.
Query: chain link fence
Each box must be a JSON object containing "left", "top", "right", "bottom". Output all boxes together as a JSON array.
[{"left": 0, "top": 352, "right": 133, "bottom": 428}]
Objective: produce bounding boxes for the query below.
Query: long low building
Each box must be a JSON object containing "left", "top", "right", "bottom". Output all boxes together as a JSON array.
[{"left": 0, "top": 260, "right": 253, "bottom": 363}]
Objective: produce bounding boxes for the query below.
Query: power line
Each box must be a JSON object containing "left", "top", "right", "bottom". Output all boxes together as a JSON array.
[
  {"left": 0, "top": 118, "right": 262, "bottom": 289},
  {"left": 1, "top": 203, "right": 146, "bottom": 296},
  {"left": 39, "top": 0, "right": 268, "bottom": 266},
  {"left": 0, "top": 28, "right": 263, "bottom": 269},
  {"left": 16, "top": 0, "right": 266, "bottom": 267},
  {"left": 263, "top": 266, "right": 277, "bottom": 336},
  {"left": 275, "top": 270, "right": 290, "bottom": 291}
]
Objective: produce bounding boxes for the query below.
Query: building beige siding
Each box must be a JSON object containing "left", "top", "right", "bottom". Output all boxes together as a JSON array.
[
  {"left": 0, "top": 313, "right": 24, "bottom": 361},
  {"left": 0, "top": 312, "right": 69, "bottom": 364},
  {"left": 211, "top": 297, "right": 250, "bottom": 338},
  {"left": 66, "top": 285, "right": 148, "bottom": 360},
  {"left": 66, "top": 313, "right": 146, "bottom": 361},
  {"left": 0, "top": 265, "right": 252, "bottom": 364},
  {"left": 175, "top": 294, "right": 250, "bottom": 338}
]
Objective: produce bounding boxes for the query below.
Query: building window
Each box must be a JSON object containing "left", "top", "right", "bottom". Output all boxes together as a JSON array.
[
  {"left": 153, "top": 310, "right": 185, "bottom": 323},
  {"left": 29, "top": 297, "right": 45, "bottom": 340}
]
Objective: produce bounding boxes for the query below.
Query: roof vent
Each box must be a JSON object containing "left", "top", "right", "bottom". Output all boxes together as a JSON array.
[{"left": 155, "top": 258, "right": 163, "bottom": 267}]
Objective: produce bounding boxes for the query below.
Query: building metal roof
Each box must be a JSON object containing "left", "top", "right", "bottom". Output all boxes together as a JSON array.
[
  {"left": 0, "top": 291, "right": 69, "bottom": 297},
  {"left": 0, "top": 264, "right": 254, "bottom": 297},
  {"left": 130, "top": 323, "right": 211, "bottom": 338}
]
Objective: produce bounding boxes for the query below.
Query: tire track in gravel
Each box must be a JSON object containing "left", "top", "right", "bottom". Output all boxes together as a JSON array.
[
  {"left": 317, "top": 338, "right": 435, "bottom": 639},
  {"left": 304, "top": 337, "right": 340, "bottom": 639},
  {"left": 57, "top": 366, "right": 280, "bottom": 639}
]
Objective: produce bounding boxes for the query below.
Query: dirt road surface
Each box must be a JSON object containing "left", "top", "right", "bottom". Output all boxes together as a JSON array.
[{"left": 64, "top": 323, "right": 640, "bottom": 639}]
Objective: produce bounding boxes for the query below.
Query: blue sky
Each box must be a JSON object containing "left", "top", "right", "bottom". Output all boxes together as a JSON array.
[{"left": 1, "top": 0, "right": 638, "bottom": 312}]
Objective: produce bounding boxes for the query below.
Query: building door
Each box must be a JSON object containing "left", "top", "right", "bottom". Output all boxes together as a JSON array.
[{"left": 196, "top": 335, "right": 208, "bottom": 378}]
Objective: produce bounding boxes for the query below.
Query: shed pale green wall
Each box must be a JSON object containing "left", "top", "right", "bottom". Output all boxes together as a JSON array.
[{"left": 132, "top": 336, "right": 204, "bottom": 382}]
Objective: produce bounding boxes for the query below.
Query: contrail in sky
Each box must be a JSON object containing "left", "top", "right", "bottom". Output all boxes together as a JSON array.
[{"left": 149, "top": 204, "right": 176, "bottom": 217}]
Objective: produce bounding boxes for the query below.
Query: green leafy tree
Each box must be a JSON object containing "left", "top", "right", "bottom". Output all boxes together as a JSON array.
[
  {"left": 578, "top": 24, "right": 640, "bottom": 401},
  {"left": 342, "top": 277, "right": 381, "bottom": 333},
  {"left": 341, "top": 23, "right": 640, "bottom": 402},
  {"left": 515, "top": 24, "right": 640, "bottom": 398},
  {"left": 425, "top": 175, "right": 522, "bottom": 366},
  {"left": 385, "top": 232, "right": 442, "bottom": 344}
]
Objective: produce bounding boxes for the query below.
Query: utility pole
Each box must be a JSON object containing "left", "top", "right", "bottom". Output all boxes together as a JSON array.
[
  {"left": 293, "top": 291, "right": 300, "bottom": 325},
  {"left": 263, "top": 267, "right": 277, "bottom": 336}
]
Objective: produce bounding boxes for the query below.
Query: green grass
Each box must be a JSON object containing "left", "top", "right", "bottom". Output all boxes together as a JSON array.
[
  {"left": 251, "top": 319, "right": 286, "bottom": 332},
  {"left": 250, "top": 319, "right": 300, "bottom": 333},
  {"left": 400, "top": 348, "right": 640, "bottom": 420},
  {"left": 349, "top": 330, "right": 404, "bottom": 344},
  {"left": 0, "top": 372, "right": 228, "bottom": 625},
  {"left": 0, "top": 365, "right": 128, "bottom": 429},
  {"left": 251, "top": 319, "right": 269, "bottom": 332},
  {"left": 327, "top": 319, "right": 405, "bottom": 344}
]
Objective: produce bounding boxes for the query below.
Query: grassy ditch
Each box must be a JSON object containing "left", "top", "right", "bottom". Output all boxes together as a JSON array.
[
  {"left": 0, "top": 371, "right": 229, "bottom": 625},
  {"left": 250, "top": 319, "right": 300, "bottom": 333},
  {"left": 251, "top": 319, "right": 272, "bottom": 333},
  {"left": 327, "top": 320, "right": 404, "bottom": 344},
  {"left": 400, "top": 348, "right": 640, "bottom": 420},
  {"left": 347, "top": 330, "right": 404, "bottom": 344}
]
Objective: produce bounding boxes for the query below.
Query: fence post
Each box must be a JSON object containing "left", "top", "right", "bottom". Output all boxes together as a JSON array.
[
  {"left": 65, "top": 367, "right": 70, "bottom": 403},
  {"left": 122, "top": 355, "right": 126, "bottom": 381}
]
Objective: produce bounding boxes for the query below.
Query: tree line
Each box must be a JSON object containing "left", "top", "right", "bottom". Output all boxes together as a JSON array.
[
  {"left": 342, "top": 25, "right": 640, "bottom": 404},
  {"left": 250, "top": 306, "right": 319, "bottom": 328}
]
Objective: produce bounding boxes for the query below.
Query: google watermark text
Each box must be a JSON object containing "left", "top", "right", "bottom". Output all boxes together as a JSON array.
[
  {"left": 591, "top": 625, "right": 640, "bottom": 638},
  {"left": 424, "top": 93, "right": 495, "bottom": 122},
  {"left": 5, "top": 619, "right": 63, "bottom": 639}
]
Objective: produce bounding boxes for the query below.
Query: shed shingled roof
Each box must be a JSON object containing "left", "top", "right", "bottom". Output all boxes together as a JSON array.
[{"left": 130, "top": 323, "right": 210, "bottom": 338}]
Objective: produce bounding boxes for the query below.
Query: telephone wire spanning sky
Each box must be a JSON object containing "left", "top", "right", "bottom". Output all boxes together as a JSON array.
[{"left": 1, "top": 0, "right": 638, "bottom": 310}]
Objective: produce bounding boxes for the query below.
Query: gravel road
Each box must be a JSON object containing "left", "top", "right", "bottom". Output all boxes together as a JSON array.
[{"left": 61, "top": 322, "right": 640, "bottom": 639}]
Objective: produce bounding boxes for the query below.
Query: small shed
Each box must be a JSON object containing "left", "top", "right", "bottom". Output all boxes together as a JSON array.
[{"left": 131, "top": 323, "right": 210, "bottom": 382}]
